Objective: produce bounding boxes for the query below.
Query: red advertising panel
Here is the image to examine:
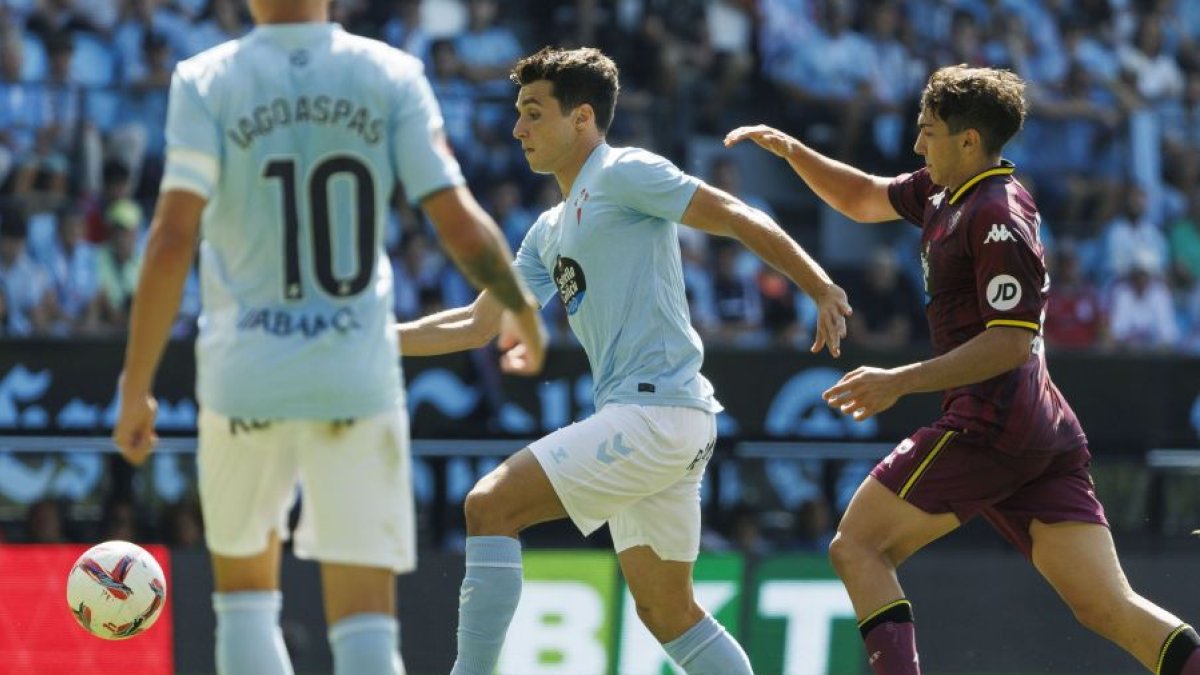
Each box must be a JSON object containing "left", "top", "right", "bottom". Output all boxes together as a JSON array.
[{"left": 0, "top": 544, "right": 173, "bottom": 675}]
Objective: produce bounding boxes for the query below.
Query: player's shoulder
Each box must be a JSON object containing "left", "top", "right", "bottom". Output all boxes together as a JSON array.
[
  {"left": 331, "top": 30, "right": 425, "bottom": 79},
  {"left": 173, "top": 38, "right": 243, "bottom": 89},
  {"left": 604, "top": 145, "right": 675, "bottom": 171},
  {"left": 964, "top": 178, "right": 1039, "bottom": 243},
  {"left": 597, "top": 144, "right": 684, "bottom": 190}
]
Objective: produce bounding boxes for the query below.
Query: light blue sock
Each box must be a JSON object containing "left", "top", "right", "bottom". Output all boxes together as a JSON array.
[
  {"left": 213, "top": 591, "right": 294, "bottom": 675},
  {"left": 328, "top": 613, "right": 403, "bottom": 675},
  {"left": 450, "top": 536, "right": 523, "bottom": 675},
  {"left": 663, "top": 614, "right": 754, "bottom": 675}
]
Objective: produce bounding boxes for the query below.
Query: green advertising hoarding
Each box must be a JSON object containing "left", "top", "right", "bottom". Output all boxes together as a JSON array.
[
  {"left": 493, "top": 550, "right": 861, "bottom": 674},
  {"left": 748, "top": 554, "right": 863, "bottom": 675}
]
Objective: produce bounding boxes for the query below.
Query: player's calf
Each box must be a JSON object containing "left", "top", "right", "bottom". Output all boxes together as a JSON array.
[{"left": 663, "top": 614, "right": 754, "bottom": 675}]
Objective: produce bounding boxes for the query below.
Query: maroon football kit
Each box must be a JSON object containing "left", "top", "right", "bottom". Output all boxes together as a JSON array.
[{"left": 872, "top": 162, "right": 1107, "bottom": 556}]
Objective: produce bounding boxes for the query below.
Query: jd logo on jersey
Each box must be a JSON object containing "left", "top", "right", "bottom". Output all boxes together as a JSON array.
[
  {"left": 554, "top": 255, "right": 587, "bottom": 315},
  {"left": 986, "top": 274, "right": 1022, "bottom": 311},
  {"left": 983, "top": 223, "right": 1016, "bottom": 244}
]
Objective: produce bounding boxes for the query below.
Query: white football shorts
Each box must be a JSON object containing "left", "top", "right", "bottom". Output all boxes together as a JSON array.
[
  {"left": 529, "top": 403, "right": 716, "bottom": 562},
  {"left": 197, "top": 407, "right": 415, "bottom": 573}
]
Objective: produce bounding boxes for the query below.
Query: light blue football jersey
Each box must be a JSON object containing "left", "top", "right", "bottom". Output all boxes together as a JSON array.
[
  {"left": 515, "top": 143, "right": 721, "bottom": 413},
  {"left": 160, "top": 23, "right": 463, "bottom": 419}
]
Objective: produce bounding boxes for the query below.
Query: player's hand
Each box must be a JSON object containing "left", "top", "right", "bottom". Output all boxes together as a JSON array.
[
  {"left": 497, "top": 299, "right": 547, "bottom": 376},
  {"left": 113, "top": 379, "right": 158, "bottom": 466},
  {"left": 811, "top": 283, "right": 852, "bottom": 358},
  {"left": 822, "top": 366, "right": 904, "bottom": 421},
  {"left": 723, "top": 125, "right": 798, "bottom": 158}
]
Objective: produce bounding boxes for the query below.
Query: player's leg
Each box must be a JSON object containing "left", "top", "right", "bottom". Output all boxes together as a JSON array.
[
  {"left": 294, "top": 412, "right": 414, "bottom": 675},
  {"left": 453, "top": 445, "right": 568, "bottom": 675},
  {"left": 1031, "top": 520, "right": 1199, "bottom": 673},
  {"left": 611, "top": 406, "right": 751, "bottom": 675},
  {"left": 831, "top": 428, "right": 977, "bottom": 675},
  {"left": 198, "top": 410, "right": 297, "bottom": 675}
]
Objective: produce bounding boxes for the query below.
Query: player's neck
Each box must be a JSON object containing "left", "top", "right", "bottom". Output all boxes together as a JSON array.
[
  {"left": 553, "top": 136, "right": 604, "bottom": 195},
  {"left": 252, "top": 3, "right": 328, "bottom": 25},
  {"left": 946, "top": 155, "right": 1003, "bottom": 194}
]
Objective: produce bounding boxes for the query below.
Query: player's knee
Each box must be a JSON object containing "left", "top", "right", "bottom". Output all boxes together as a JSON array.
[
  {"left": 827, "top": 531, "right": 870, "bottom": 577},
  {"left": 634, "top": 599, "right": 703, "bottom": 642},
  {"left": 463, "top": 485, "right": 509, "bottom": 535},
  {"left": 1065, "top": 594, "right": 1121, "bottom": 635}
]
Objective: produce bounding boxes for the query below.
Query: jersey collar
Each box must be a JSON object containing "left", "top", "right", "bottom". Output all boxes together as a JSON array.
[
  {"left": 249, "top": 22, "right": 341, "bottom": 48},
  {"left": 947, "top": 159, "right": 1015, "bottom": 205}
]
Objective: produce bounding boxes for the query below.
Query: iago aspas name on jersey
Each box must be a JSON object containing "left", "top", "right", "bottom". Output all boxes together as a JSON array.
[{"left": 226, "top": 95, "right": 384, "bottom": 150}]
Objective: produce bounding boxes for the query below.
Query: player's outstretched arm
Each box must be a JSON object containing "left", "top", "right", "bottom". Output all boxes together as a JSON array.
[
  {"left": 396, "top": 291, "right": 504, "bottom": 356},
  {"left": 113, "top": 190, "right": 203, "bottom": 466},
  {"left": 421, "top": 186, "right": 547, "bottom": 374},
  {"left": 681, "top": 184, "right": 852, "bottom": 357},
  {"left": 823, "top": 326, "right": 1035, "bottom": 420},
  {"left": 724, "top": 125, "right": 900, "bottom": 223}
]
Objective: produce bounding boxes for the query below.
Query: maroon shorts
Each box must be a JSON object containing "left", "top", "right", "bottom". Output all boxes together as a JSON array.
[{"left": 870, "top": 423, "right": 1109, "bottom": 558}]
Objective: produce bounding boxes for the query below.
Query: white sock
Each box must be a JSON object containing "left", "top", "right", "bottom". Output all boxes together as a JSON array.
[{"left": 213, "top": 591, "right": 294, "bottom": 675}]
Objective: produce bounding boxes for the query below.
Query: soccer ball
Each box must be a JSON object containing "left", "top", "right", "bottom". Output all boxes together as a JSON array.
[{"left": 65, "top": 540, "right": 168, "bottom": 640}]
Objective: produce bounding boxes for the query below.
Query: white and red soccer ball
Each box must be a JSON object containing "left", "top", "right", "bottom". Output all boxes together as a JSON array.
[{"left": 66, "top": 541, "right": 168, "bottom": 640}]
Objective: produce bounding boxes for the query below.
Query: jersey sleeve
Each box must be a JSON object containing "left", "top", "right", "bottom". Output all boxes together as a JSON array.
[
  {"left": 160, "top": 65, "right": 221, "bottom": 199},
  {"left": 513, "top": 215, "right": 556, "bottom": 307},
  {"left": 887, "top": 169, "right": 935, "bottom": 228},
  {"left": 967, "top": 205, "right": 1046, "bottom": 332},
  {"left": 605, "top": 149, "right": 701, "bottom": 222},
  {"left": 391, "top": 69, "right": 466, "bottom": 205}
]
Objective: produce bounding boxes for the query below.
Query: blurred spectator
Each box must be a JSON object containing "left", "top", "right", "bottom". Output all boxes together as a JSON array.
[
  {"left": 38, "top": 205, "right": 100, "bottom": 336},
  {"left": 0, "top": 211, "right": 53, "bottom": 335},
  {"left": 453, "top": 0, "right": 521, "bottom": 130},
  {"left": 1170, "top": 194, "right": 1200, "bottom": 282},
  {"left": 1108, "top": 251, "right": 1179, "bottom": 350},
  {"left": 1105, "top": 184, "right": 1168, "bottom": 279},
  {"left": 0, "top": 27, "right": 39, "bottom": 189},
  {"left": 488, "top": 178, "right": 534, "bottom": 253},
  {"left": 84, "top": 158, "right": 134, "bottom": 243},
  {"left": 392, "top": 232, "right": 446, "bottom": 320},
  {"left": 24, "top": 497, "right": 67, "bottom": 543},
  {"left": 711, "top": 241, "right": 764, "bottom": 345},
  {"left": 95, "top": 198, "right": 143, "bottom": 331},
  {"left": 382, "top": 0, "right": 431, "bottom": 63},
  {"left": 427, "top": 38, "right": 475, "bottom": 157},
  {"left": 1045, "top": 244, "right": 1106, "bottom": 350},
  {"left": 844, "top": 245, "right": 925, "bottom": 350},
  {"left": 185, "top": 0, "right": 248, "bottom": 56},
  {"left": 24, "top": 0, "right": 99, "bottom": 42},
  {"left": 15, "top": 29, "right": 78, "bottom": 200}
]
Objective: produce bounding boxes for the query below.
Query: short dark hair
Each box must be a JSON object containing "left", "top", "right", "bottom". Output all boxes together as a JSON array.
[
  {"left": 511, "top": 46, "right": 619, "bottom": 134},
  {"left": 920, "top": 65, "right": 1026, "bottom": 156}
]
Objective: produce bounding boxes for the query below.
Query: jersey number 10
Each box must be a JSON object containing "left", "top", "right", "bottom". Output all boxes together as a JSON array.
[{"left": 263, "top": 155, "right": 376, "bottom": 301}]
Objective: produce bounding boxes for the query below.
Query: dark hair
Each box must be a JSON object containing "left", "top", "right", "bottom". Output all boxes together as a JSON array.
[
  {"left": 510, "top": 46, "right": 619, "bottom": 134},
  {"left": 919, "top": 65, "right": 1026, "bottom": 156}
]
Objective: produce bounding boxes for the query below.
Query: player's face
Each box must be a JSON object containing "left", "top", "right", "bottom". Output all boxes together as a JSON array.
[
  {"left": 913, "top": 109, "right": 966, "bottom": 188},
  {"left": 513, "top": 80, "right": 578, "bottom": 175}
]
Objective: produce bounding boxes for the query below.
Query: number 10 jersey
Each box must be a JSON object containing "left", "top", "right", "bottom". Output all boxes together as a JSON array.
[{"left": 160, "top": 23, "right": 464, "bottom": 419}]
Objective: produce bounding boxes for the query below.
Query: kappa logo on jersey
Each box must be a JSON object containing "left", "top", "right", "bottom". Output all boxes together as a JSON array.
[
  {"left": 983, "top": 223, "right": 1016, "bottom": 244},
  {"left": 986, "top": 274, "right": 1022, "bottom": 311}
]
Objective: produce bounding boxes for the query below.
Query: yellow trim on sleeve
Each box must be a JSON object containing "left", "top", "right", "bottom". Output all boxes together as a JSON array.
[
  {"left": 948, "top": 165, "right": 1015, "bottom": 205},
  {"left": 857, "top": 599, "right": 913, "bottom": 629},
  {"left": 986, "top": 319, "right": 1040, "bottom": 332},
  {"left": 898, "top": 431, "right": 957, "bottom": 499}
]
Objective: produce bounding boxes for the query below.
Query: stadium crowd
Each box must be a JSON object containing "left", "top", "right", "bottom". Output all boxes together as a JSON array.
[
  {"left": 4, "top": 0, "right": 1200, "bottom": 554},
  {"left": 0, "top": 0, "right": 1199, "bottom": 353}
]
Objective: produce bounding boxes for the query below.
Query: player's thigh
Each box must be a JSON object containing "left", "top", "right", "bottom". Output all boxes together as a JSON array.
[
  {"left": 1030, "top": 520, "right": 1132, "bottom": 609},
  {"left": 846, "top": 427, "right": 993, "bottom": 563},
  {"left": 530, "top": 404, "right": 714, "bottom": 541},
  {"left": 197, "top": 409, "right": 297, "bottom": 589},
  {"left": 469, "top": 446, "right": 568, "bottom": 533},
  {"left": 294, "top": 409, "right": 416, "bottom": 575}
]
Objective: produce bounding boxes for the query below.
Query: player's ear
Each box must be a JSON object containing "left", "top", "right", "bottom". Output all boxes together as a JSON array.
[
  {"left": 962, "top": 128, "right": 980, "bottom": 152},
  {"left": 574, "top": 104, "right": 593, "bottom": 130}
]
